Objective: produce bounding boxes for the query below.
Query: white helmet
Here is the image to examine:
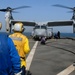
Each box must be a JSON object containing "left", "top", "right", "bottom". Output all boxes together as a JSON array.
[{"left": 13, "top": 22, "right": 24, "bottom": 32}]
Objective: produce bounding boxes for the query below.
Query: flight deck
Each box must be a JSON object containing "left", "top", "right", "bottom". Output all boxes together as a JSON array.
[{"left": 27, "top": 38, "right": 75, "bottom": 75}]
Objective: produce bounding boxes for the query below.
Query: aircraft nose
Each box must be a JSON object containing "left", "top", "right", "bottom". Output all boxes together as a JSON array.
[
  {"left": 35, "top": 30, "right": 46, "bottom": 36},
  {"left": 35, "top": 31, "right": 42, "bottom": 35}
]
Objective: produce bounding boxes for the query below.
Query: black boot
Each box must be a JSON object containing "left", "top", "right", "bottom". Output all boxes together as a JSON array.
[{"left": 26, "top": 70, "right": 32, "bottom": 75}]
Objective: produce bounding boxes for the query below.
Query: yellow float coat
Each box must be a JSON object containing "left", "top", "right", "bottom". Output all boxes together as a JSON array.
[{"left": 9, "top": 32, "right": 30, "bottom": 67}]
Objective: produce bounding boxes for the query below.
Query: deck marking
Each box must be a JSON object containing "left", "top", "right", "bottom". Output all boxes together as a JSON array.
[
  {"left": 57, "top": 64, "right": 75, "bottom": 75},
  {"left": 26, "top": 41, "right": 38, "bottom": 70}
]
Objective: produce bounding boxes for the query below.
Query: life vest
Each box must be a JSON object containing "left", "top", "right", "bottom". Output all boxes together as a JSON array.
[
  {"left": 9, "top": 32, "right": 30, "bottom": 67},
  {"left": 0, "top": 33, "right": 13, "bottom": 75}
]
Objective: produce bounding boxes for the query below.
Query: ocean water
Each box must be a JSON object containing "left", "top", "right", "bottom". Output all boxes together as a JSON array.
[
  {"left": 54, "top": 33, "right": 75, "bottom": 38},
  {"left": 0, "top": 32, "right": 75, "bottom": 38},
  {"left": 24, "top": 32, "right": 75, "bottom": 38},
  {"left": 60, "top": 33, "right": 75, "bottom": 38}
]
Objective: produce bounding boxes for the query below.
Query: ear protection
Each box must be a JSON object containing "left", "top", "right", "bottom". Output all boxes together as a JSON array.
[{"left": 12, "top": 22, "right": 25, "bottom": 32}]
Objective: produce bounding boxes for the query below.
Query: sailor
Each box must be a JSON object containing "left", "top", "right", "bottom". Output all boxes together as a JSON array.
[
  {"left": 9, "top": 22, "right": 30, "bottom": 75},
  {"left": 0, "top": 23, "right": 22, "bottom": 75},
  {"left": 57, "top": 31, "right": 60, "bottom": 39},
  {"left": 41, "top": 36, "right": 46, "bottom": 45}
]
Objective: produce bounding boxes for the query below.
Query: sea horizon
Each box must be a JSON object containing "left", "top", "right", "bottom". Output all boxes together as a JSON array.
[{"left": 0, "top": 32, "right": 75, "bottom": 38}]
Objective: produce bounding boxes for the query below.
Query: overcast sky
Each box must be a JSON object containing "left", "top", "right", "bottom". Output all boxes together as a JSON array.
[{"left": 0, "top": 0, "right": 75, "bottom": 33}]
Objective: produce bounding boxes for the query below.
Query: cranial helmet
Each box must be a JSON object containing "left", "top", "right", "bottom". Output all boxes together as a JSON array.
[{"left": 13, "top": 22, "right": 24, "bottom": 32}]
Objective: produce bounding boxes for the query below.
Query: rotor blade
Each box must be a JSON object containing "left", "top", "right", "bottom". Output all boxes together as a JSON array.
[
  {"left": 12, "top": 11, "right": 19, "bottom": 13},
  {"left": 67, "top": 11, "right": 73, "bottom": 13},
  {"left": 12, "top": 6, "right": 31, "bottom": 10},
  {"left": 52, "top": 4, "right": 73, "bottom": 10},
  {"left": 0, "top": 9, "right": 7, "bottom": 12}
]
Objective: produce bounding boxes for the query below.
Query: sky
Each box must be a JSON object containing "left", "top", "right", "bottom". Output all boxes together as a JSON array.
[{"left": 0, "top": 0, "right": 75, "bottom": 33}]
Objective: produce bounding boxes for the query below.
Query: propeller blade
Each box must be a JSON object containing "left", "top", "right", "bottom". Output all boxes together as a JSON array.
[
  {"left": 12, "top": 11, "right": 19, "bottom": 13},
  {"left": 52, "top": 4, "right": 73, "bottom": 10},
  {"left": 12, "top": 6, "right": 31, "bottom": 10},
  {"left": 67, "top": 11, "right": 73, "bottom": 13},
  {"left": 0, "top": 9, "right": 7, "bottom": 12}
]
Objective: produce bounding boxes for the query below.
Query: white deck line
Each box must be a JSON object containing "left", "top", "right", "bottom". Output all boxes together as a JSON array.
[
  {"left": 26, "top": 41, "right": 38, "bottom": 70},
  {"left": 57, "top": 64, "right": 75, "bottom": 75}
]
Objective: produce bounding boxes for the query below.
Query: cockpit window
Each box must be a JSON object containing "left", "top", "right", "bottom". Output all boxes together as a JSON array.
[
  {"left": 41, "top": 26, "right": 47, "bottom": 29},
  {"left": 34, "top": 26, "right": 40, "bottom": 29}
]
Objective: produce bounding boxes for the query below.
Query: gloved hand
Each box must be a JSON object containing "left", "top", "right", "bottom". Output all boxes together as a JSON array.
[{"left": 14, "top": 71, "right": 22, "bottom": 75}]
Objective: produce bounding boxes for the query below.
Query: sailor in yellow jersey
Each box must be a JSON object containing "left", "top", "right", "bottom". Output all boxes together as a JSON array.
[{"left": 9, "top": 22, "right": 30, "bottom": 75}]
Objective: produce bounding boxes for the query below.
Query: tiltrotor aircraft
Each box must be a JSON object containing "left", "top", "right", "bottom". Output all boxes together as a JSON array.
[
  {"left": 0, "top": 5, "right": 30, "bottom": 33},
  {"left": 0, "top": 4, "right": 75, "bottom": 40},
  {"left": 31, "top": 24, "right": 53, "bottom": 40}
]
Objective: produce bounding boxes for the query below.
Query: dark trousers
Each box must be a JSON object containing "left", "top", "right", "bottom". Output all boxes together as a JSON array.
[{"left": 21, "top": 66, "right": 26, "bottom": 75}]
